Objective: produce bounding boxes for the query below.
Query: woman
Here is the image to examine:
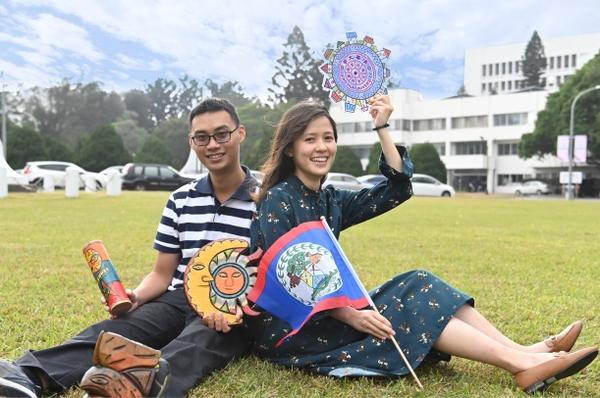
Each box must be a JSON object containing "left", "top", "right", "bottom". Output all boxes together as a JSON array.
[{"left": 243, "top": 96, "right": 597, "bottom": 394}]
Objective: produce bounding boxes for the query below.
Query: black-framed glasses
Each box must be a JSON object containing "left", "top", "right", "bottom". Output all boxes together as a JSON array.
[{"left": 190, "top": 126, "right": 239, "bottom": 146}]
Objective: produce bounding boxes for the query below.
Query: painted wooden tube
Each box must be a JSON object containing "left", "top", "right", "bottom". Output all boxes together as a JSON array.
[{"left": 83, "top": 240, "right": 132, "bottom": 316}]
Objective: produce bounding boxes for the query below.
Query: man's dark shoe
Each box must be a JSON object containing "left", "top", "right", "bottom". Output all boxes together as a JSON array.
[{"left": 0, "top": 360, "right": 41, "bottom": 398}]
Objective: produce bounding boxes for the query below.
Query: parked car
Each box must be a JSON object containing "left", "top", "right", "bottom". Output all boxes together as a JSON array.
[
  {"left": 99, "top": 165, "right": 124, "bottom": 176},
  {"left": 357, "top": 174, "right": 386, "bottom": 188},
  {"left": 122, "top": 163, "right": 195, "bottom": 191},
  {"left": 411, "top": 173, "right": 455, "bottom": 197},
  {"left": 512, "top": 180, "right": 549, "bottom": 196},
  {"left": 323, "top": 172, "right": 363, "bottom": 190},
  {"left": 21, "top": 161, "right": 107, "bottom": 189}
]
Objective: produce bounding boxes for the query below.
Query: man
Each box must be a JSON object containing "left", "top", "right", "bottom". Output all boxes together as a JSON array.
[{"left": 0, "top": 98, "right": 257, "bottom": 397}]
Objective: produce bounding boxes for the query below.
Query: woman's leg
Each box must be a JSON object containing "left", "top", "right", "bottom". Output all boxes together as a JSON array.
[
  {"left": 433, "top": 317, "right": 554, "bottom": 374},
  {"left": 453, "top": 305, "right": 570, "bottom": 353}
]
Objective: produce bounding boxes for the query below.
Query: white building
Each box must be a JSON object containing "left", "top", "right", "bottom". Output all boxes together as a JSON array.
[
  {"left": 331, "top": 33, "right": 600, "bottom": 193},
  {"left": 465, "top": 32, "right": 600, "bottom": 96}
]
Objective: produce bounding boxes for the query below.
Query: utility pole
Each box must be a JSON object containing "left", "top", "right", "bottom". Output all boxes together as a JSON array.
[
  {"left": 1, "top": 87, "right": 6, "bottom": 159},
  {"left": 1, "top": 72, "right": 7, "bottom": 159}
]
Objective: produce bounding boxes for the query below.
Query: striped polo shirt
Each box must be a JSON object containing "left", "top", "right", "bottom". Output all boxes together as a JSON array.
[{"left": 153, "top": 166, "right": 257, "bottom": 290}]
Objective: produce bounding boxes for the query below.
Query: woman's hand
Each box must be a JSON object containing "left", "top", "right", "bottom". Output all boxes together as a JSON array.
[
  {"left": 331, "top": 307, "right": 395, "bottom": 340},
  {"left": 368, "top": 95, "right": 394, "bottom": 128},
  {"left": 202, "top": 306, "right": 243, "bottom": 333}
]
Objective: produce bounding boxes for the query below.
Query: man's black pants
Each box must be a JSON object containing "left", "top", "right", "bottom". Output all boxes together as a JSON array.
[{"left": 16, "top": 289, "right": 247, "bottom": 397}]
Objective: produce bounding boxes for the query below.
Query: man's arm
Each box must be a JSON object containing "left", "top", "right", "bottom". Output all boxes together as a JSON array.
[{"left": 131, "top": 252, "right": 180, "bottom": 308}]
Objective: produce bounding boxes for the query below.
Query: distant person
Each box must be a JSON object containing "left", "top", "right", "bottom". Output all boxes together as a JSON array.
[
  {"left": 243, "top": 97, "right": 597, "bottom": 394},
  {"left": 0, "top": 98, "right": 257, "bottom": 397}
]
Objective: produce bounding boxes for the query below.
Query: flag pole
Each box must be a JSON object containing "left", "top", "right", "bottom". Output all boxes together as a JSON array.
[{"left": 319, "top": 217, "right": 424, "bottom": 390}]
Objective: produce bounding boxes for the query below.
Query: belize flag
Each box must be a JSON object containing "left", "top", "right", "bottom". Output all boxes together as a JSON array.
[{"left": 248, "top": 218, "right": 373, "bottom": 346}]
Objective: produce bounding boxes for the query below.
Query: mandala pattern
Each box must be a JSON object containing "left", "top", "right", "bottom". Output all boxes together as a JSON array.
[
  {"left": 184, "top": 239, "right": 257, "bottom": 324},
  {"left": 320, "top": 31, "right": 391, "bottom": 112}
]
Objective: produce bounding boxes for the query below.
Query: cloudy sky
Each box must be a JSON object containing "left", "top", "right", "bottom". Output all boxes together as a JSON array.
[{"left": 1, "top": 0, "right": 599, "bottom": 100}]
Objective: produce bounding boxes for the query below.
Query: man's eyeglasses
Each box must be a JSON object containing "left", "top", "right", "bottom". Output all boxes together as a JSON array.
[{"left": 190, "top": 126, "right": 239, "bottom": 146}]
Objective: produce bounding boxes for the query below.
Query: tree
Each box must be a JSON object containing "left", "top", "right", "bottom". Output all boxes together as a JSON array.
[
  {"left": 237, "top": 101, "right": 291, "bottom": 169},
  {"left": 410, "top": 143, "right": 447, "bottom": 182},
  {"left": 331, "top": 146, "right": 363, "bottom": 176},
  {"left": 25, "top": 80, "right": 125, "bottom": 146},
  {"left": 112, "top": 111, "right": 150, "bottom": 155},
  {"left": 269, "top": 26, "right": 329, "bottom": 105},
  {"left": 204, "top": 79, "right": 251, "bottom": 107},
  {"left": 521, "top": 31, "right": 547, "bottom": 88},
  {"left": 77, "top": 125, "right": 131, "bottom": 171},
  {"left": 124, "top": 89, "right": 153, "bottom": 129},
  {"left": 135, "top": 136, "right": 173, "bottom": 165},
  {"left": 6, "top": 124, "right": 46, "bottom": 168},
  {"left": 520, "top": 51, "right": 600, "bottom": 162},
  {"left": 365, "top": 143, "right": 381, "bottom": 174},
  {"left": 152, "top": 118, "right": 189, "bottom": 169},
  {"left": 176, "top": 75, "right": 203, "bottom": 118},
  {"left": 145, "top": 78, "right": 179, "bottom": 125}
]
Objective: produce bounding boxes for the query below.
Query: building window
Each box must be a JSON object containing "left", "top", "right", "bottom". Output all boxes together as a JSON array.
[
  {"left": 488, "top": 64, "right": 493, "bottom": 76},
  {"left": 516, "top": 61, "right": 520, "bottom": 73},
  {"left": 453, "top": 141, "right": 487, "bottom": 155},
  {"left": 564, "top": 55, "right": 569, "bottom": 68},
  {"left": 353, "top": 122, "right": 369, "bottom": 132},
  {"left": 493, "top": 113, "right": 528, "bottom": 126},
  {"left": 508, "top": 62, "right": 513, "bottom": 74},
  {"left": 488, "top": 82, "right": 492, "bottom": 92},
  {"left": 393, "top": 119, "right": 412, "bottom": 131},
  {"left": 549, "top": 56, "right": 554, "bottom": 69},
  {"left": 556, "top": 76, "right": 561, "bottom": 86},
  {"left": 572, "top": 54, "right": 577, "bottom": 67},
  {"left": 501, "top": 81, "right": 505, "bottom": 91},
  {"left": 432, "top": 142, "right": 446, "bottom": 156},
  {"left": 508, "top": 81, "right": 512, "bottom": 90},
  {"left": 451, "top": 115, "right": 488, "bottom": 129},
  {"left": 501, "top": 62, "right": 506, "bottom": 74},
  {"left": 557, "top": 56, "right": 562, "bottom": 68},
  {"left": 482, "top": 65, "right": 486, "bottom": 76},
  {"left": 497, "top": 174, "right": 524, "bottom": 186},
  {"left": 412, "top": 118, "right": 446, "bottom": 131},
  {"left": 495, "top": 63, "right": 499, "bottom": 74},
  {"left": 481, "top": 83, "right": 486, "bottom": 93},
  {"left": 497, "top": 142, "right": 519, "bottom": 156},
  {"left": 338, "top": 123, "right": 355, "bottom": 134}
]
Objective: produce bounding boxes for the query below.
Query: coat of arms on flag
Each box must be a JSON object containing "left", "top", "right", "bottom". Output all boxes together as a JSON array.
[{"left": 248, "top": 218, "right": 371, "bottom": 346}]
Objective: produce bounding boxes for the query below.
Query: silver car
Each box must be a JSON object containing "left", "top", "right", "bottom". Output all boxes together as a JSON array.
[{"left": 323, "top": 172, "right": 363, "bottom": 191}]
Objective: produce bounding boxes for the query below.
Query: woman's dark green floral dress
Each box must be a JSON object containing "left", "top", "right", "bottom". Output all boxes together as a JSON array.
[{"left": 244, "top": 147, "right": 473, "bottom": 377}]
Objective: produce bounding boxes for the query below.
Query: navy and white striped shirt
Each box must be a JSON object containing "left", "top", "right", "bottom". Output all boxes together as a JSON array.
[{"left": 153, "top": 167, "right": 257, "bottom": 290}]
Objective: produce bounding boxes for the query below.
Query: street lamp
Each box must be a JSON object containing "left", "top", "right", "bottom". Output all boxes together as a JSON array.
[{"left": 567, "top": 84, "right": 600, "bottom": 200}]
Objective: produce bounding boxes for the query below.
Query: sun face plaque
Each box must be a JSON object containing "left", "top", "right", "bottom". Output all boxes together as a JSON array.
[
  {"left": 320, "top": 31, "right": 391, "bottom": 112},
  {"left": 184, "top": 239, "right": 258, "bottom": 324}
]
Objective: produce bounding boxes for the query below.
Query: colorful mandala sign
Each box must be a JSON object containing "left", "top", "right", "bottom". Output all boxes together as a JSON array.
[
  {"left": 320, "top": 31, "right": 391, "bottom": 112},
  {"left": 184, "top": 239, "right": 259, "bottom": 324}
]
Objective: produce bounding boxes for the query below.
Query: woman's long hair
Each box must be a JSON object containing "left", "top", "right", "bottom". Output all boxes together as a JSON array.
[{"left": 256, "top": 101, "right": 338, "bottom": 203}]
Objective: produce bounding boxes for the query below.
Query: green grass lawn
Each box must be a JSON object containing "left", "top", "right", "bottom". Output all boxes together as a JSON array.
[{"left": 1, "top": 192, "right": 598, "bottom": 397}]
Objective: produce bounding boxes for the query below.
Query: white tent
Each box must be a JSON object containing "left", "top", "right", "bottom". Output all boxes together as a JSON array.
[
  {"left": 0, "top": 140, "right": 28, "bottom": 185},
  {"left": 179, "top": 148, "right": 206, "bottom": 178}
]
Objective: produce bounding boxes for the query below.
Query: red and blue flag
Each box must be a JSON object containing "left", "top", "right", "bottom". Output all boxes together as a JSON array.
[{"left": 248, "top": 218, "right": 372, "bottom": 346}]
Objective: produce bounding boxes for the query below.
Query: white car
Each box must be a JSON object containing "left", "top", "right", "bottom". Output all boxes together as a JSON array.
[
  {"left": 411, "top": 173, "right": 455, "bottom": 197},
  {"left": 99, "top": 165, "right": 124, "bottom": 176},
  {"left": 512, "top": 180, "right": 549, "bottom": 196},
  {"left": 22, "top": 161, "right": 107, "bottom": 189},
  {"left": 357, "top": 174, "right": 386, "bottom": 188},
  {"left": 323, "top": 172, "right": 363, "bottom": 191}
]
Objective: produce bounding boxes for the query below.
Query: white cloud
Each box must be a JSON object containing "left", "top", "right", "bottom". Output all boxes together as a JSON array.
[{"left": 4, "top": 0, "right": 600, "bottom": 98}]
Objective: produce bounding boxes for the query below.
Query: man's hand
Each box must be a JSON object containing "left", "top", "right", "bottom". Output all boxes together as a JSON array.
[
  {"left": 101, "top": 289, "right": 140, "bottom": 319},
  {"left": 202, "top": 306, "right": 243, "bottom": 333}
]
